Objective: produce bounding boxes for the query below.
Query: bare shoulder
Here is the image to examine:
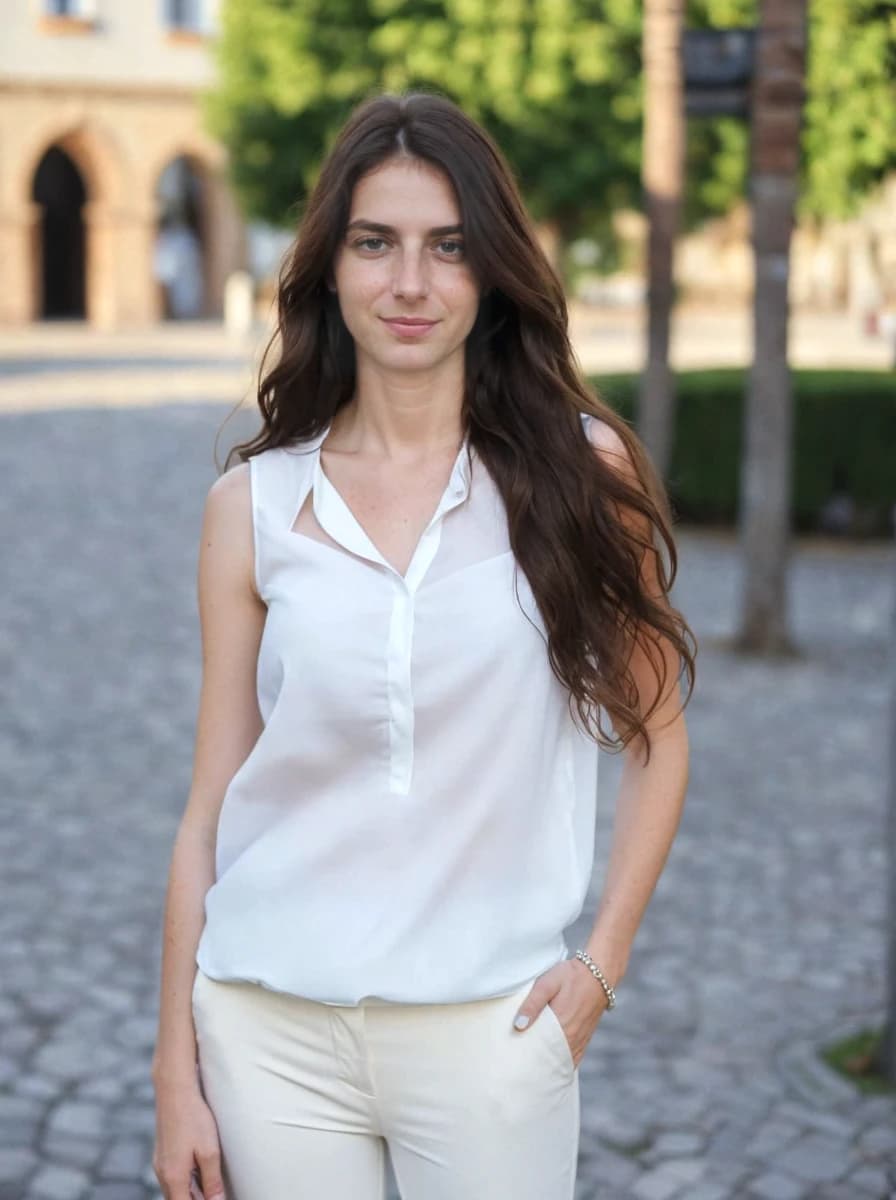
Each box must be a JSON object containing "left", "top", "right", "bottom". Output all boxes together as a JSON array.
[
  {"left": 206, "top": 459, "right": 251, "bottom": 514},
  {"left": 582, "top": 414, "right": 637, "bottom": 480},
  {"left": 200, "top": 460, "right": 257, "bottom": 599}
]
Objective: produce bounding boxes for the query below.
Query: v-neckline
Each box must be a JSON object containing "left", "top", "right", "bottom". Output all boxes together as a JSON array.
[{"left": 308, "top": 426, "right": 473, "bottom": 588}]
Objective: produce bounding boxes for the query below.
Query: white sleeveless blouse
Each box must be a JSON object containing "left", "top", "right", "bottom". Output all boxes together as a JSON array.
[{"left": 196, "top": 414, "right": 600, "bottom": 1006}]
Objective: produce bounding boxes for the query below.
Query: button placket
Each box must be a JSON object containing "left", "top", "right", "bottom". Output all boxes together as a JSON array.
[{"left": 310, "top": 436, "right": 473, "bottom": 796}]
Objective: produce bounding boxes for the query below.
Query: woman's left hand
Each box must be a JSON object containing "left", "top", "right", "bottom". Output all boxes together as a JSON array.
[{"left": 512, "top": 957, "right": 612, "bottom": 1069}]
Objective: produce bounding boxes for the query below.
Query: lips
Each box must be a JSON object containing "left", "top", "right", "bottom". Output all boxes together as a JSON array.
[{"left": 381, "top": 317, "right": 438, "bottom": 337}]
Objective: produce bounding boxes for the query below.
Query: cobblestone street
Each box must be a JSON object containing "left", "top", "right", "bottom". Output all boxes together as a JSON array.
[{"left": 1, "top": 339, "right": 895, "bottom": 1198}]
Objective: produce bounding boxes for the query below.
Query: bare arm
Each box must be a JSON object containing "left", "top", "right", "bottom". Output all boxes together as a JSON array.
[
  {"left": 151, "top": 461, "right": 266, "bottom": 1089},
  {"left": 581, "top": 419, "right": 691, "bottom": 990}
]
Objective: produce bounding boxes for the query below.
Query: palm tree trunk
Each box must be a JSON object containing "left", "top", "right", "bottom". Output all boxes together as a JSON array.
[
  {"left": 886, "top": 543, "right": 896, "bottom": 1082},
  {"left": 638, "top": 0, "right": 685, "bottom": 481},
  {"left": 736, "top": 0, "right": 807, "bottom": 654}
]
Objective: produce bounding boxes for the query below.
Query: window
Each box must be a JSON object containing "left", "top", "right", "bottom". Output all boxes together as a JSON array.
[
  {"left": 40, "top": 0, "right": 97, "bottom": 28},
  {"left": 165, "top": 0, "right": 202, "bottom": 30},
  {"left": 44, "top": 0, "right": 96, "bottom": 15}
]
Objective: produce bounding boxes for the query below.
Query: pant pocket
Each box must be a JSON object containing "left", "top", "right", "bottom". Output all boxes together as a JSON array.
[{"left": 539, "top": 1000, "right": 576, "bottom": 1078}]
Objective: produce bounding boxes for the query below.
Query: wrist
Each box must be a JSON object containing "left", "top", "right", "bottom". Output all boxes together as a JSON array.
[
  {"left": 151, "top": 1057, "right": 201, "bottom": 1091},
  {"left": 583, "top": 938, "right": 628, "bottom": 989}
]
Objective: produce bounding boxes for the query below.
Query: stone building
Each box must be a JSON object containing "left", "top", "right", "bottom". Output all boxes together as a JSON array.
[{"left": 0, "top": 0, "right": 247, "bottom": 327}]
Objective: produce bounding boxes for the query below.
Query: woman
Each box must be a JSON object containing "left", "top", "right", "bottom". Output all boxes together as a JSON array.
[{"left": 151, "top": 90, "right": 696, "bottom": 1200}]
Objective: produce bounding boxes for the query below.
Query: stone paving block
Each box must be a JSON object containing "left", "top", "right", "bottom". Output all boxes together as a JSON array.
[
  {"left": 631, "top": 1164, "right": 694, "bottom": 1200},
  {"left": 108, "top": 1102, "right": 156, "bottom": 1136},
  {"left": 684, "top": 1183, "right": 730, "bottom": 1200},
  {"left": 847, "top": 1165, "right": 892, "bottom": 1197},
  {"left": 98, "top": 1138, "right": 150, "bottom": 1181},
  {"left": 772, "top": 1132, "right": 851, "bottom": 1184},
  {"left": 809, "top": 1188, "right": 876, "bottom": 1200},
  {"left": 73, "top": 1077, "right": 125, "bottom": 1102},
  {"left": 652, "top": 1130, "right": 708, "bottom": 1158},
  {"left": 32, "top": 1039, "right": 121, "bottom": 1082},
  {"left": 26, "top": 1163, "right": 89, "bottom": 1200},
  {"left": 0, "top": 1025, "right": 40, "bottom": 1056},
  {"left": 0, "top": 1094, "right": 43, "bottom": 1123},
  {"left": 773, "top": 1100, "right": 859, "bottom": 1138},
  {"left": 686, "top": 1180, "right": 734, "bottom": 1200},
  {"left": 15, "top": 1077, "right": 58, "bottom": 1101},
  {"left": 661, "top": 1156, "right": 706, "bottom": 1183},
  {"left": 39, "top": 1131, "right": 103, "bottom": 1172},
  {"left": 0, "top": 1146, "right": 38, "bottom": 1183},
  {"left": 46, "top": 1101, "right": 106, "bottom": 1138},
  {"left": 747, "top": 1170, "right": 809, "bottom": 1200},
  {"left": 705, "top": 1124, "right": 755, "bottom": 1164},
  {"left": 580, "top": 1146, "right": 640, "bottom": 1188},
  {"left": 858, "top": 1122, "right": 896, "bottom": 1159},
  {"left": 742, "top": 1118, "right": 805, "bottom": 1159}
]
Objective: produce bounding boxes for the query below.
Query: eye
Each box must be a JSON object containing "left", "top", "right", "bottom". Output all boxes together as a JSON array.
[
  {"left": 438, "top": 240, "right": 465, "bottom": 257},
  {"left": 355, "top": 236, "right": 387, "bottom": 252}
]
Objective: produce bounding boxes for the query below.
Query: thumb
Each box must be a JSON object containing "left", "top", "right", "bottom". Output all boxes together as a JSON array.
[{"left": 513, "top": 989, "right": 547, "bottom": 1031}]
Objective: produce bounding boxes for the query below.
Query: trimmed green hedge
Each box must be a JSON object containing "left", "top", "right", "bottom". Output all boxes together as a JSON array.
[{"left": 588, "top": 369, "right": 896, "bottom": 536}]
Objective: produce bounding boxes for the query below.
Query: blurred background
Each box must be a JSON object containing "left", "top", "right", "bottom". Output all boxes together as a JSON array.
[{"left": 1, "top": 2, "right": 895, "bottom": 1199}]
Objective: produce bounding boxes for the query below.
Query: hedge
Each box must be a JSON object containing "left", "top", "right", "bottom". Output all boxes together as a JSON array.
[{"left": 587, "top": 369, "right": 896, "bottom": 536}]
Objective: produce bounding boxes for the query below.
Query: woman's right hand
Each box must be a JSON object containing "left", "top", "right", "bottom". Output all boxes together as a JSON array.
[{"left": 152, "top": 1078, "right": 227, "bottom": 1200}]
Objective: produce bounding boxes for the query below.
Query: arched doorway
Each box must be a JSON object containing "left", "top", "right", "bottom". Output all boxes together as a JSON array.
[
  {"left": 31, "top": 147, "right": 87, "bottom": 319},
  {"left": 153, "top": 155, "right": 207, "bottom": 319}
]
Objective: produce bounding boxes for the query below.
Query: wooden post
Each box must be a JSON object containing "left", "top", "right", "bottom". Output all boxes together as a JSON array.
[
  {"left": 736, "top": 0, "right": 807, "bottom": 654},
  {"left": 638, "top": 0, "right": 685, "bottom": 481}
]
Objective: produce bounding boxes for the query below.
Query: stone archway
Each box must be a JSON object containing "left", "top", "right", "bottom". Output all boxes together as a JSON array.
[
  {"left": 32, "top": 146, "right": 88, "bottom": 319},
  {"left": 12, "top": 120, "right": 129, "bottom": 327},
  {"left": 154, "top": 154, "right": 208, "bottom": 320},
  {"left": 1, "top": 94, "right": 247, "bottom": 327},
  {"left": 148, "top": 142, "right": 246, "bottom": 321}
]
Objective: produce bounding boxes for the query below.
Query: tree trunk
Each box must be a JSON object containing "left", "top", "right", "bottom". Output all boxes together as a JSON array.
[
  {"left": 638, "top": 0, "right": 685, "bottom": 481},
  {"left": 885, "top": 539, "right": 896, "bottom": 1082},
  {"left": 736, "top": 0, "right": 806, "bottom": 654}
]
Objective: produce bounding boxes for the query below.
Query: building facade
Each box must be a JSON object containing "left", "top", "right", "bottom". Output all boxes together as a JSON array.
[{"left": 0, "top": 0, "right": 247, "bottom": 327}]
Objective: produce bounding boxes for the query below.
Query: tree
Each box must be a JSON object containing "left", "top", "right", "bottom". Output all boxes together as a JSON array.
[
  {"left": 801, "top": 0, "right": 896, "bottom": 221},
  {"left": 638, "top": 0, "right": 685, "bottom": 481},
  {"left": 203, "top": 0, "right": 643, "bottom": 260},
  {"left": 683, "top": 0, "right": 896, "bottom": 226},
  {"left": 736, "top": 0, "right": 806, "bottom": 655},
  {"left": 886, "top": 549, "right": 896, "bottom": 1082}
]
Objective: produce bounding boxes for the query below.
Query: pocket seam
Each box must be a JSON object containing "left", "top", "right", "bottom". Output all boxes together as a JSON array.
[{"left": 542, "top": 1001, "right": 576, "bottom": 1075}]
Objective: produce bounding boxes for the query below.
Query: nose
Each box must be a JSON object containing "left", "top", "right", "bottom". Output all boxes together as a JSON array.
[{"left": 391, "top": 247, "right": 429, "bottom": 300}]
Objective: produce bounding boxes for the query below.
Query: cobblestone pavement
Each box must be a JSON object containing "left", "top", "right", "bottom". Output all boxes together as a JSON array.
[{"left": 1, "top": 391, "right": 895, "bottom": 1199}]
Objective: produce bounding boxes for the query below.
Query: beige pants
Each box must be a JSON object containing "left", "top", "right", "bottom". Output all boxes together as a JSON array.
[{"left": 192, "top": 968, "right": 580, "bottom": 1200}]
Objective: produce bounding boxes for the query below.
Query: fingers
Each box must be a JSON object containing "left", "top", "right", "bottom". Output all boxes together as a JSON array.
[
  {"left": 153, "top": 1161, "right": 195, "bottom": 1200},
  {"left": 153, "top": 1155, "right": 226, "bottom": 1200},
  {"left": 195, "top": 1148, "right": 228, "bottom": 1199}
]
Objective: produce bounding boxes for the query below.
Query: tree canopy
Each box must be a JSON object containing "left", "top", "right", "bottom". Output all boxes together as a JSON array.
[
  {"left": 204, "top": 0, "right": 896, "bottom": 245},
  {"left": 203, "top": 0, "right": 643, "bottom": 245}
]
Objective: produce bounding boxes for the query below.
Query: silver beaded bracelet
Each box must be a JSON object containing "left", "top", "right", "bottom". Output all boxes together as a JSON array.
[{"left": 573, "top": 949, "right": 617, "bottom": 1010}]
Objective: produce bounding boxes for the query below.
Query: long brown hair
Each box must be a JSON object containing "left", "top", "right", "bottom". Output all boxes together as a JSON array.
[{"left": 225, "top": 89, "right": 696, "bottom": 764}]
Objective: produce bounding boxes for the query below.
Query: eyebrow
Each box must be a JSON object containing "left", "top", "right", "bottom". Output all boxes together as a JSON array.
[{"left": 345, "top": 220, "right": 464, "bottom": 237}]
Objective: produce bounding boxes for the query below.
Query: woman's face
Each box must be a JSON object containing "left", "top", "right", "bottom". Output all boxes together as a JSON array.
[{"left": 330, "top": 156, "right": 481, "bottom": 373}]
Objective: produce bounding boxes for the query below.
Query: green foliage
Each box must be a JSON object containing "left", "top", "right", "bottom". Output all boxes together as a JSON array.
[
  {"left": 802, "top": 0, "right": 896, "bottom": 219},
  {"left": 206, "top": 0, "right": 896, "bottom": 251},
  {"left": 682, "top": 0, "right": 896, "bottom": 224},
  {"left": 590, "top": 369, "right": 896, "bottom": 534},
  {"left": 205, "top": 0, "right": 644, "bottom": 239},
  {"left": 821, "top": 1026, "right": 896, "bottom": 1096}
]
